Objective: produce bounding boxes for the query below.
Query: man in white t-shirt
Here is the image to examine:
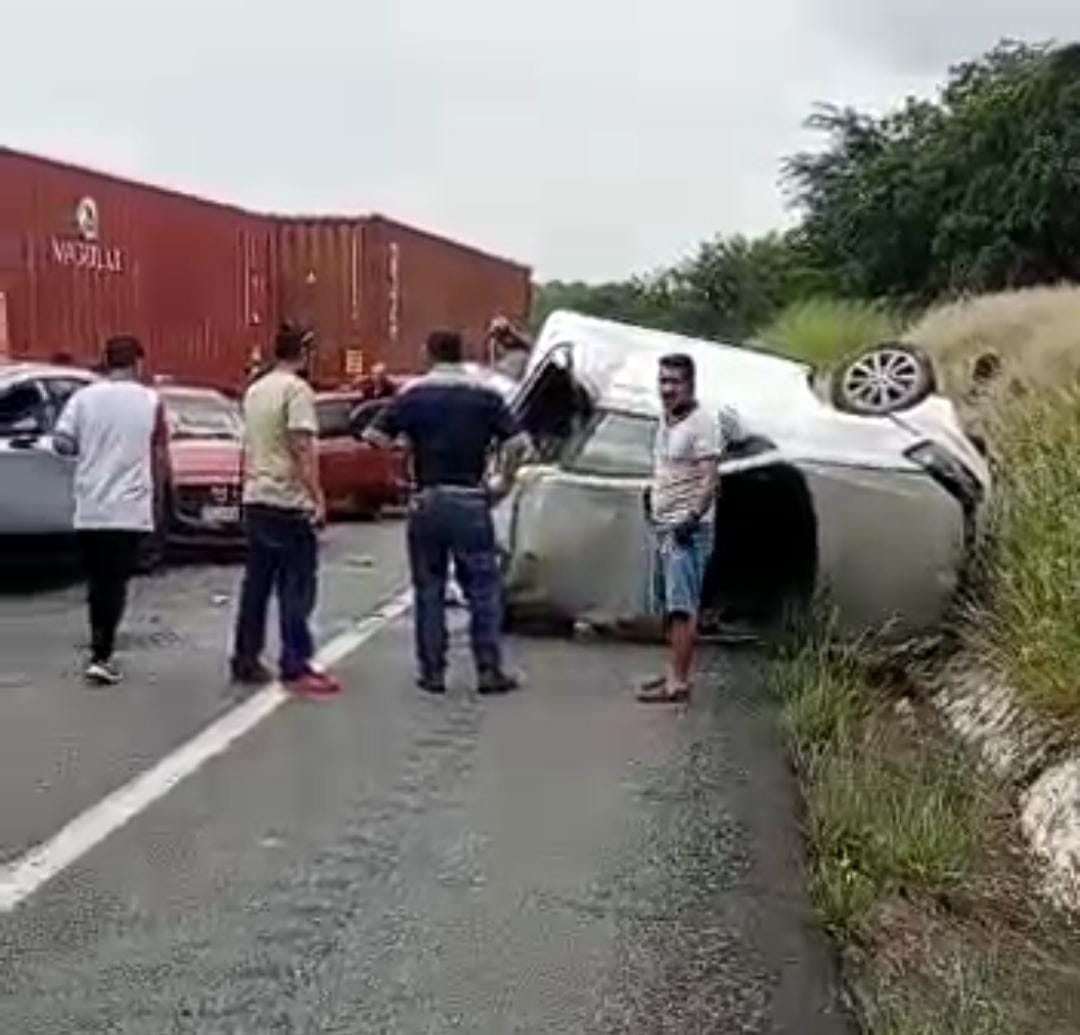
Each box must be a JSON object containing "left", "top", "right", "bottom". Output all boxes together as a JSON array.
[
  {"left": 638, "top": 353, "right": 722, "bottom": 704},
  {"left": 54, "top": 336, "right": 168, "bottom": 686}
]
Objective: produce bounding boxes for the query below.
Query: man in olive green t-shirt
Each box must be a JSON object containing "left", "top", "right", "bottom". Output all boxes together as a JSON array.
[{"left": 231, "top": 326, "right": 341, "bottom": 696}]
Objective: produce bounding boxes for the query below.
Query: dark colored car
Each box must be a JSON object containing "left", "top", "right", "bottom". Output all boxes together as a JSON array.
[{"left": 315, "top": 392, "right": 408, "bottom": 518}]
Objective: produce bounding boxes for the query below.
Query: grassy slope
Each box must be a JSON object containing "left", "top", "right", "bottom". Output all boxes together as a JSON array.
[
  {"left": 772, "top": 631, "right": 1080, "bottom": 1034},
  {"left": 909, "top": 285, "right": 1080, "bottom": 397},
  {"left": 912, "top": 288, "right": 1080, "bottom": 726},
  {"left": 763, "top": 287, "right": 1080, "bottom": 1031}
]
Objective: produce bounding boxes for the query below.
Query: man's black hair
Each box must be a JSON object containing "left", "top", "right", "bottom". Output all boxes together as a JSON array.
[
  {"left": 659, "top": 352, "right": 695, "bottom": 385},
  {"left": 103, "top": 335, "right": 145, "bottom": 372},
  {"left": 274, "top": 325, "right": 311, "bottom": 362},
  {"left": 427, "top": 330, "right": 464, "bottom": 364}
]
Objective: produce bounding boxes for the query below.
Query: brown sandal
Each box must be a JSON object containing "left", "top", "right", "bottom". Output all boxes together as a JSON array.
[{"left": 636, "top": 679, "right": 691, "bottom": 704}]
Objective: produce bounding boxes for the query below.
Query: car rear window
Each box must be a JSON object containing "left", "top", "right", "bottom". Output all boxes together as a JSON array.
[
  {"left": 164, "top": 393, "right": 242, "bottom": 440},
  {"left": 565, "top": 411, "right": 656, "bottom": 478}
]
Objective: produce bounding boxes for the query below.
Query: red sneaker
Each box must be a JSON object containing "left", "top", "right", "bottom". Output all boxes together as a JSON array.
[{"left": 286, "top": 670, "right": 343, "bottom": 698}]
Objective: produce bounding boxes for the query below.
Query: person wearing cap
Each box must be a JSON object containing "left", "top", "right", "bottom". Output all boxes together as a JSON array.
[
  {"left": 230, "top": 325, "right": 342, "bottom": 697},
  {"left": 54, "top": 336, "right": 170, "bottom": 686},
  {"left": 365, "top": 329, "right": 525, "bottom": 696}
]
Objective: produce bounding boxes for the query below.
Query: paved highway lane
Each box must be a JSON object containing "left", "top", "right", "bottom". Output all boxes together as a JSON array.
[
  {"left": 0, "top": 521, "right": 851, "bottom": 1033},
  {"left": 0, "top": 522, "right": 409, "bottom": 865}
]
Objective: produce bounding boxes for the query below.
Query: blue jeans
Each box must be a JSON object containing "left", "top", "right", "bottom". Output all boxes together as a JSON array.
[
  {"left": 233, "top": 505, "right": 318, "bottom": 679},
  {"left": 650, "top": 523, "right": 714, "bottom": 618},
  {"left": 407, "top": 488, "right": 503, "bottom": 680}
]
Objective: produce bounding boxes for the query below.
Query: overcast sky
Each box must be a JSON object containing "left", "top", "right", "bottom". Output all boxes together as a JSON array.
[{"left": 2, "top": 0, "right": 1077, "bottom": 280}]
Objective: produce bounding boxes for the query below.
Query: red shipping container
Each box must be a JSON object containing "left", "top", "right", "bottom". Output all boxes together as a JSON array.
[
  {"left": 363, "top": 216, "right": 532, "bottom": 374},
  {"left": 274, "top": 215, "right": 532, "bottom": 383},
  {"left": 271, "top": 218, "right": 369, "bottom": 387},
  {"left": 0, "top": 149, "right": 533, "bottom": 390},
  {"left": 0, "top": 148, "right": 272, "bottom": 387}
]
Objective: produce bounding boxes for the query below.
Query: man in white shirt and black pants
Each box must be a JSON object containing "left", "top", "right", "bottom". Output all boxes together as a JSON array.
[
  {"left": 638, "top": 353, "right": 722, "bottom": 704},
  {"left": 54, "top": 336, "right": 168, "bottom": 686}
]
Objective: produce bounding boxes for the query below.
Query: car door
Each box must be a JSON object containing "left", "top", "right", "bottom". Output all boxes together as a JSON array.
[
  {"left": 339, "top": 399, "right": 405, "bottom": 505},
  {"left": 0, "top": 376, "right": 78, "bottom": 535},
  {"left": 317, "top": 396, "right": 394, "bottom": 511}
]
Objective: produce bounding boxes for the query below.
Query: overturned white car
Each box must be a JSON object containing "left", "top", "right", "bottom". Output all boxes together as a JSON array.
[{"left": 495, "top": 312, "right": 990, "bottom": 637}]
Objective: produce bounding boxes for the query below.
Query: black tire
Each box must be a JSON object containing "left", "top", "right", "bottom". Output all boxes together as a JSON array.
[{"left": 832, "top": 342, "right": 937, "bottom": 416}]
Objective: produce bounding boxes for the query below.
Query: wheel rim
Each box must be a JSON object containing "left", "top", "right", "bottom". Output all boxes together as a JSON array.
[{"left": 841, "top": 348, "right": 924, "bottom": 414}]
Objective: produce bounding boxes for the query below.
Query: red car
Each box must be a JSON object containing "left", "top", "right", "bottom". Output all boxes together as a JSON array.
[
  {"left": 315, "top": 391, "right": 409, "bottom": 518},
  {"left": 157, "top": 386, "right": 244, "bottom": 551}
]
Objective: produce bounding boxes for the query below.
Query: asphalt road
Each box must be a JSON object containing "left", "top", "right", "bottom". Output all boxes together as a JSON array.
[{"left": 0, "top": 520, "right": 851, "bottom": 1034}]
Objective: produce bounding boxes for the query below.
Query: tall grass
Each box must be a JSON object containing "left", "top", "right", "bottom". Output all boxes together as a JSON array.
[
  {"left": 910, "top": 285, "right": 1080, "bottom": 397},
  {"left": 760, "top": 298, "right": 903, "bottom": 367},
  {"left": 968, "top": 385, "right": 1080, "bottom": 723}
]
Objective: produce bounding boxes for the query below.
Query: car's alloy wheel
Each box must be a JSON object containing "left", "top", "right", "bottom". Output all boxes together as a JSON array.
[{"left": 833, "top": 343, "right": 936, "bottom": 416}]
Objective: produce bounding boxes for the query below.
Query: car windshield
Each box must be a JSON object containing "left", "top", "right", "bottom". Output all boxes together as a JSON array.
[
  {"left": 565, "top": 410, "right": 657, "bottom": 478},
  {"left": 164, "top": 393, "right": 242, "bottom": 440},
  {"left": 317, "top": 399, "right": 357, "bottom": 439}
]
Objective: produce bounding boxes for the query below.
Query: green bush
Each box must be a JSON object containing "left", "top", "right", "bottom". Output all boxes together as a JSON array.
[{"left": 758, "top": 297, "right": 903, "bottom": 367}]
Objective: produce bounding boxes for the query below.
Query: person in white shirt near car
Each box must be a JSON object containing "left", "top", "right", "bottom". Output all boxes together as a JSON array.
[
  {"left": 54, "top": 336, "right": 169, "bottom": 686},
  {"left": 638, "top": 353, "right": 722, "bottom": 704}
]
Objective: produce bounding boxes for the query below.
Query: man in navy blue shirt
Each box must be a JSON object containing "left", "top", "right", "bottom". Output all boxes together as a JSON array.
[{"left": 366, "top": 330, "right": 523, "bottom": 695}]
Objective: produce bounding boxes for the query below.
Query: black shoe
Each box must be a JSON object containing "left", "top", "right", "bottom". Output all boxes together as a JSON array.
[
  {"left": 477, "top": 670, "right": 520, "bottom": 696},
  {"left": 417, "top": 675, "right": 447, "bottom": 695},
  {"left": 231, "top": 658, "right": 274, "bottom": 686}
]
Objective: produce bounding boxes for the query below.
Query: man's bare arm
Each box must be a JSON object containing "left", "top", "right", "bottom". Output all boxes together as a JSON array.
[
  {"left": 690, "top": 459, "right": 719, "bottom": 521},
  {"left": 287, "top": 430, "right": 325, "bottom": 524},
  {"left": 488, "top": 431, "right": 532, "bottom": 498}
]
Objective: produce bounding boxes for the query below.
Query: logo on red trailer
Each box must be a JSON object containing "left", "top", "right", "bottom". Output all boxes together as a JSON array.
[
  {"left": 75, "top": 197, "right": 100, "bottom": 242},
  {"left": 49, "top": 196, "right": 125, "bottom": 274}
]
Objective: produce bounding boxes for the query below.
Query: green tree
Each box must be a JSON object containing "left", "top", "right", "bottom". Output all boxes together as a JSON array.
[
  {"left": 785, "top": 41, "right": 1080, "bottom": 300},
  {"left": 532, "top": 231, "right": 816, "bottom": 342}
]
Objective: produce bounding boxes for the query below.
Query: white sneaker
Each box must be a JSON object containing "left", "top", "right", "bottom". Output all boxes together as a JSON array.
[
  {"left": 85, "top": 660, "right": 122, "bottom": 686},
  {"left": 446, "top": 581, "right": 467, "bottom": 608}
]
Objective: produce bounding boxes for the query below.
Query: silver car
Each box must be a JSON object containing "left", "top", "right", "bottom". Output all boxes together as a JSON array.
[
  {"left": 496, "top": 312, "right": 991, "bottom": 637},
  {"left": 0, "top": 363, "right": 97, "bottom": 536}
]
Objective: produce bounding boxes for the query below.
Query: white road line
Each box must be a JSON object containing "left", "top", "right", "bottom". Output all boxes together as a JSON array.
[{"left": 0, "top": 589, "right": 412, "bottom": 914}]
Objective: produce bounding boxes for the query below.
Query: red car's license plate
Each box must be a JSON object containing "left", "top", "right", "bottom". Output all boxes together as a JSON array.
[{"left": 201, "top": 504, "right": 240, "bottom": 525}]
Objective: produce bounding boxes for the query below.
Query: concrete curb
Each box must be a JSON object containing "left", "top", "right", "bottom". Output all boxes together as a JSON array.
[{"left": 923, "top": 654, "right": 1080, "bottom": 912}]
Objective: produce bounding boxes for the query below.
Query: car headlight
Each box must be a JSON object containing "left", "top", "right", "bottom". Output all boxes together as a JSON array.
[{"left": 905, "top": 441, "right": 983, "bottom": 513}]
